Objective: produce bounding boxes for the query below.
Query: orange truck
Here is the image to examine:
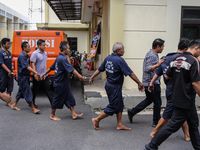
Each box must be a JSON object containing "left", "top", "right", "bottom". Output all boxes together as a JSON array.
[{"left": 12, "top": 30, "right": 67, "bottom": 76}]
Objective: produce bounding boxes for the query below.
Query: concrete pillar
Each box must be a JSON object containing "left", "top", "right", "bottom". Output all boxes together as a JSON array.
[
  {"left": 99, "top": 0, "right": 124, "bottom": 79},
  {"left": 7, "top": 18, "right": 14, "bottom": 40},
  {"left": 109, "top": 0, "right": 124, "bottom": 53},
  {"left": 101, "top": 0, "right": 124, "bottom": 57},
  {"left": 45, "top": 1, "right": 49, "bottom": 23},
  {"left": 14, "top": 17, "right": 20, "bottom": 31},
  {"left": 0, "top": 16, "right": 7, "bottom": 39},
  {"left": 24, "top": 25, "right": 28, "bottom": 30},
  {"left": 19, "top": 23, "right": 24, "bottom": 30},
  {"left": 101, "top": 0, "right": 110, "bottom": 59}
]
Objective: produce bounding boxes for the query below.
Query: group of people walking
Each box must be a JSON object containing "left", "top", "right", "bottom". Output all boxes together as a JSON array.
[
  {"left": 0, "top": 38, "right": 84, "bottom": 120},
  {"left": 90, "top": 39, "right": 200, "bottom": 150},
  {"left": 0, "top": 37, "right": 200, "bottom": 149}
]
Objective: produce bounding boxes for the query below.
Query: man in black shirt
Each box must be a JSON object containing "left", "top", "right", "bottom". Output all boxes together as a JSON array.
[{"left": 145, "top": 40, "right": 200, "bottom": 150}]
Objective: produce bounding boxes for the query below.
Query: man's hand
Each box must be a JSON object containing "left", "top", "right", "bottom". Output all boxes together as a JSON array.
[
  {"left": 34, "top": 74, "right": 40, "bottom": 81},
  {"left": 158, "top": 59, "right": 165, "bottom": 66},
  {"left": 148, "top": 82, "right": 154, "bottom": 92},
  {"left": 8, "top": 71, "right": 14, "bottom": 77},
  {"left": 89, "top": 77, "right": 94, "bottom": 84},
  {"left": 78, "top": 75, "right": 87, "bottom": 81},
  {"left": 138, "top": 82, "right": 144, "bottom": 92},
  {"left": 41, "top": 74, "right": 48, "bottom": 80}
]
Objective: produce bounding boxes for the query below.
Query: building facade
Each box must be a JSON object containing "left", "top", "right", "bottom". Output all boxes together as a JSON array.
[
  {"left": 0, "top": 2, "right": 28, "bottom": 40},
  {"left": 37, "top": 1, "right": 89, "bottom": 53},
  {"left": 44, "top": 0, "right": 200, "bottom": 90},
  {"left": 82, "top": 0, "right": 200, "bottom": 89}
]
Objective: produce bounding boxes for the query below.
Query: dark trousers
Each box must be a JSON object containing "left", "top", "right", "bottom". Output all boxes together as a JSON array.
[
  {"left": 130, "top": 84, "right": 161, "bottom": 124},
  {"left": 0, "top": 75, "right": 13, "bottom": 95},
  {"left": 16, "top": 76, "right": 32, "bottom": 105},
  {"left": 32, "top": 77, "right": 53, "bottom": 105},
  {"left": 149, "top": 107, "right": 200, "bottom": 150}
]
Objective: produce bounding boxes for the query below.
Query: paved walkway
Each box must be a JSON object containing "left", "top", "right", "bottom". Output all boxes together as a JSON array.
[{"left": 0, "top": 80, "right": 198, "bottom": 150}]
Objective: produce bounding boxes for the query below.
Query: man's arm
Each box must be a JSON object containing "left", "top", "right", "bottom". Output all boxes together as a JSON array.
[
  {"left": 1, "top": 64, "right": 12, "bottom": 74},
  {"left": 27, "top": 66, "right": 38, "bottom": 75},
  {"left": 190, "top": 60, "right": 200, "bottom": 96},
  {"left": 192, "top": 81, "right": 200, "bottom": 97},
  {"left": 129, "top": 73, "right": 143, "bottom": 91},
  {"left": 148, "top": 74, "right": 160, "bottom": 92},
  {"left": 30, "top": 62, "right": 39, "bottom": 80},
  {"left": 73, "top": 69, "right": 84, "bottom": 81},
  {"left": 149, "top": 59, "right": 164, "bottom": 72},
  {"left": 89, "top": 69, "right": 101, "bottom": 84},
  {"left": 30, "top": 52, "right": 40, "bottom": 80},
  {"left": 31, "top": 62, "right": 36, "bottom": 71}
]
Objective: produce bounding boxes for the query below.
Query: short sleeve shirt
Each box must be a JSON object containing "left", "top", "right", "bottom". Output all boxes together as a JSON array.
[
  {"left": 51, "top": 53, "right": 74, "bottom": 85},
  {"left": 30, "top": 49, "right": 47, "bottom": 77},
  {"left": 142, "top": 49, "right": 160, "bottom": 86},
  {"left": 98, "top": 53, "right": 133, "bottom": 85},
  {"left": 0, "top": 49, "right": 12, "bottom": 74},
  {"left": 155, "top": 52, "right": 180, "bottom": 97},
  {"left": 18, "top": 51, "right": 30, "bottom": 76},
  {"left": 166, "top": 52, "right": 200, "bottom": 109}
]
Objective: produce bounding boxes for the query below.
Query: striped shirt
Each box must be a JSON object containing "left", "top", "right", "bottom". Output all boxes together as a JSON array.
[{"left": 142, "top": 49, "right": 160, "bottom": 86}]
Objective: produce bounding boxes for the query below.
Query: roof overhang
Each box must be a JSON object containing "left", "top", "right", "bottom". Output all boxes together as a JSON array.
[
  {"left": 46, "top": 0, "right": 82, "bottom": 20},
  {"left": 37, "top": 23, "right": 89, "bottom": 31}
]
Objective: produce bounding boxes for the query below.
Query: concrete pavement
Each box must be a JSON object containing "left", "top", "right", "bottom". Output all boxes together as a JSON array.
[{"left": 0, "top": 80, "right": 198, "bottom": 150}]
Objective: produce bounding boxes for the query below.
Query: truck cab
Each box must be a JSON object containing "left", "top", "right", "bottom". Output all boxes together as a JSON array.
[{"left": 12, "top": 30, "right": 67, "bottom": 76}]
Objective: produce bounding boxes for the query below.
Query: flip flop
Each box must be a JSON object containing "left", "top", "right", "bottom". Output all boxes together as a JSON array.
[{"left": 72, "top": 113, "right": 84, "bottom": 120}]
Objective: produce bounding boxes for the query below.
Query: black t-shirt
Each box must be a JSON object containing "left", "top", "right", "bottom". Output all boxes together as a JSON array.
[
  {"left": 155, "top": 52, "right": 180, "bottom": 98},
  {"left": 166, "top": 52, "right": 200, "bottom": 109}
]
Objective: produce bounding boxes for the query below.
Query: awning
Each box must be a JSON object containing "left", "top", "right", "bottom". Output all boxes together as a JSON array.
[{"left": 46, "top": 0, "right": 82, "bottom": 20}]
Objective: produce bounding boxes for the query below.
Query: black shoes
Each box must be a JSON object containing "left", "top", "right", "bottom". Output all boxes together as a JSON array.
[{"left": 127, "top": 109, "right": 134, "bottom": 123}]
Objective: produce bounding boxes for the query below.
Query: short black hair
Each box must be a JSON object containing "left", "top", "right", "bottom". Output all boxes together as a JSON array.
[
  {"left": 21, "top": 41, "right": 29, "bottom": 50},
  {"left": 152, "top": 38, "right": 165, "bottom": 49},
  {"left": 188, "top": 39, "right": 200, "bottom": 49},
  {"left": 178, "top": 38, "right": 190, "bottom": 50},
  {"left": 1, "top": 38, "right": 10, "bottom": 46},
  {"left": 37, "top": 39, "right": 45, "bottom": 47},
  {"left": 59, "top": 41, "right": 68, "bottom": 52}
]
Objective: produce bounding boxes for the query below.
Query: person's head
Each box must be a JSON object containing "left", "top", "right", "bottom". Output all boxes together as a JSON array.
[
  {"left": 177, "top": 38, "right": 190, "bottom": 52},
  {"left": 152, "top": 38, "right": 165, "bottom": 53},
  {"left": 21, "top": 41, "right": 31, "bottom": 53},
  {"left": 187, "top": 39, "right": 200, "bottom": 57},
  {"left": 1, "top": 38, "right": 11, "bottom": 50},
  {"left": 37, "top": 39, "right": 45, "bottom": 51},
  {"left": 112, "top": 42, "right": 124, "bottom": 56},
  {"left": 59, "top": 41, "right": 70, "bottom": 55}
]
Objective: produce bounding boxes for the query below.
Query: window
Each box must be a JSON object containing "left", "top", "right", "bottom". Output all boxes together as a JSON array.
[
  {"left": 68, "top": 37, "right": 78, "bottom": 51},
  {"left": 181, "top": 7, "right": 200, "bottom": 39}
]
